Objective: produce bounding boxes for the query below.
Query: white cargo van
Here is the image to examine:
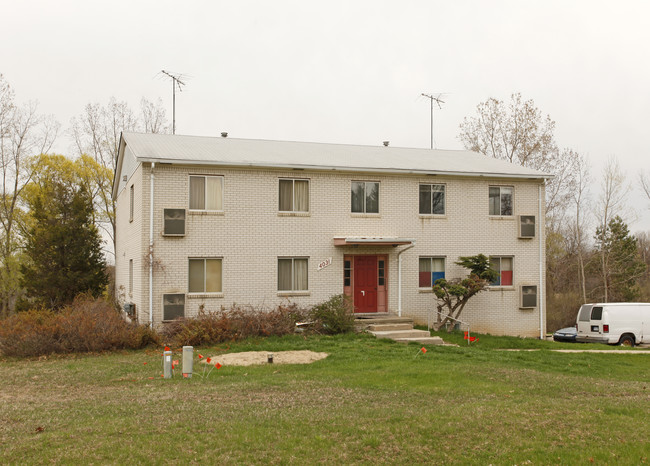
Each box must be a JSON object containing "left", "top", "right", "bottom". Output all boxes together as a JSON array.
[{"left": 575, "top": 303, "right": 650, "bottom": 346}]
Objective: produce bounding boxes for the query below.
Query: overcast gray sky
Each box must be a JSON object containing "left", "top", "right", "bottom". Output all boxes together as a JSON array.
[{"left": 3, "top": 0, "right": 649, "bottom": 231}]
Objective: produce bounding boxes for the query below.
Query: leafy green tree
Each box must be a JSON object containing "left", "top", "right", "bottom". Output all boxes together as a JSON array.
[
  {"left": 432, "top": 254, "right": 498, "bottom": 331},
  {"left": 594, "top": 216, "right": 646, "bottom": 302},
  {"left": 20, "top": 175, "right": 107, "bottom": 309}
]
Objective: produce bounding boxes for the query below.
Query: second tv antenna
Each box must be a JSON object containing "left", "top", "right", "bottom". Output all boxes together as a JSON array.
[
  {"left": 161, "top": 70, "right": 188, "bottom": 134},
  {"left": 421, "top": 93, "right": 446, "bottom": 149}
]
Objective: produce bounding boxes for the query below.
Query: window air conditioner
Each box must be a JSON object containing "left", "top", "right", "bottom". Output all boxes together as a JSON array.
[
  {"left": 163, "top": 293, "right": 185, "bottom": 321},
  {"left": 519, "top": 215, "right": 536, "bottom": 238},
  {"left": 163, "top": 208, "right": 186, "bottom": 236},
  {"left": 520, "top": 285, "right": 538, "bottom": 309}
]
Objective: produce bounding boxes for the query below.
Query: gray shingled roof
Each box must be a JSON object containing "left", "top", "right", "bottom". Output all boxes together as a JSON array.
[{"left": 120, "top": 132, "right": 551, "bottom": 179}]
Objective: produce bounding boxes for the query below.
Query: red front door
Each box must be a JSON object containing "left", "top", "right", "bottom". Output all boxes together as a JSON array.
[{"left": 354, "top": 256, "right": 378, "bottom": 313}]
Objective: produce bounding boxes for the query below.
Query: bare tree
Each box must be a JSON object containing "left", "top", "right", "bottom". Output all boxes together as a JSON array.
[
  {"left": 594, "top": 157, "right": 630, "bottom": 302},
  {"left": 0, "top": 74, "right": 59, "bottom": 315},
  {"left": 458, "top": 93, "right": 578, "bottom": 225},
  {"left": 459, "top": 93, "right": 556, "bottom": 168},
  {"left": 140, "top": 97, "right": 170, "bottom": 134},
  {"left": 70, "top": 97, "right": 169, "bottom": 252},
  {"left": 569, "top": 153, "right": 591, "bottom": 303}
]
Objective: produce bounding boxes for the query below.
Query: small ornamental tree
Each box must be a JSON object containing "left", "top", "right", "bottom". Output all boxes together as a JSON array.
[{"left": 432, "top": 254, "right": 498, "bottom": 331}]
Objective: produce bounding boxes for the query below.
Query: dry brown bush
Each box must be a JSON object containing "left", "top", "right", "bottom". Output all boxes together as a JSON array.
[
  {"left": 159, "top": 303, "right": 309, "bottom": 347},
  {"left": 0, "top": 296, "right": 158, "bottom": 357}
]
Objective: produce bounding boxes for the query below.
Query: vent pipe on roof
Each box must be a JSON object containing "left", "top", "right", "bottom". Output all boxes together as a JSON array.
[
  {"left": 383, "top": 141, "right": 389, "bottom": 147},
  {"left": 221, "top": 132, "right": 228, "bottom": 138}
]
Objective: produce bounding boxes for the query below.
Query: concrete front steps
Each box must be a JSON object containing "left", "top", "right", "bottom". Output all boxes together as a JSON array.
[{"left": 356, "top": 315, "right": 444, "bottom": 346}]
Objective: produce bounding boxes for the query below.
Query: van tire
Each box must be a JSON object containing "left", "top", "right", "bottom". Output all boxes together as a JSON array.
[{"left": 619, "top": 334, "right": 635, "bottom": 347}]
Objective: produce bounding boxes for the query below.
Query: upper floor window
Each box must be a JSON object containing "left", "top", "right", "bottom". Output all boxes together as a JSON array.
[
  {"left": 419, "top": 257, "right": 445, "bottom": 287},
  {"left": 189, "top": 258, "right": 223, "bottom": 293},
  {"left": 490, "top": 256, "right": 513, "bottom": 286},
  {"left": 278, "top": 257, "right": 309, "bottom": 291},
  {"left": 190, "top": 175, "right": 223, "bottom": 211},
  {"left": 489, "top": 186, "right": 513, "bottom": 216},
  {"left": 351, "top": 181, "right": 379, "bottom": 213},
  {"left": 279, "top": 179, "right": 309, "bottom": 212},
  {"left": 419, "top": 184, "right": 445, "bottom": 215}
]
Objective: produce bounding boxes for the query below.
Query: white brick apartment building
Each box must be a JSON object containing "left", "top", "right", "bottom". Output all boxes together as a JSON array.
[{"left": 113, "top": 132, "right": 551, "bottom": 337}]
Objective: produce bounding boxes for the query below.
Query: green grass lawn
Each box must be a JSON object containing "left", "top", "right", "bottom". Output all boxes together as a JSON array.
[{"left": 1, "top": 332, "right": 649, "bottom": 465}]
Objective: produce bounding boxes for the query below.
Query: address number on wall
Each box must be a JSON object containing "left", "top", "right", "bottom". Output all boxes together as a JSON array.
[{"left": 317, "top": 258, "right": 332, "bottom": 271}]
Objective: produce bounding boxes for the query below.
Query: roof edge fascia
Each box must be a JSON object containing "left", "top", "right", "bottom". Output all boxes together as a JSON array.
[
  {"left": 112, "top": 134, "right": 127, "bottom": 200},
  {"left": 138, "top": 157, "right": 553, "bottom": 180}
]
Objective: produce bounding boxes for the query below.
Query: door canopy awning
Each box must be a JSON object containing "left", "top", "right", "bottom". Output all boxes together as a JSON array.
[{"left": 333, "top": 236, "right": 416, "bottom": 247}]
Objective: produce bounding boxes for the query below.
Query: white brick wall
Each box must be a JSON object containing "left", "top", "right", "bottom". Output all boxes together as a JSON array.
[
  {"left": 115, "top": 163, "right": 546, "bottom": 337},
  {"left": 115, "top": 163, "right": 146, "bottom": 322}
]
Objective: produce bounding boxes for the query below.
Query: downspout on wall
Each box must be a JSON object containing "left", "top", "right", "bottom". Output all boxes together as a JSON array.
[
  {"left": 397, "top": 241, "right": 416, "bottom": 317},
  {"left": 149, "top": 162, "right": 155, "bottom": 328},
  {"left": 539, "top": 182, "right": 544, "bottom": 339}
]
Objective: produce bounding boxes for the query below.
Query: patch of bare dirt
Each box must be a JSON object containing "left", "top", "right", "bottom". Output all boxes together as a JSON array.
[{"left": 203, "top": 350, "right": 328, "bottom": 366}]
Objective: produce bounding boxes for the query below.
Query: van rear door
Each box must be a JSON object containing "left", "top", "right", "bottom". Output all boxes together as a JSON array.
[
  {"left": 590, "top": 306, "right": 604, "bottom": 333},
  {"left": 576, "top": 304, "right": 593, "bottom": 336}
]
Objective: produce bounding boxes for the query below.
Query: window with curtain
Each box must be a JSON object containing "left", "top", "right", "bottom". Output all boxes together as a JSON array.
[
  {"left": 189, "top": 175, "right": 224, "bottom": 211},
  {"left": 351, "top": 181, "right": 379, "bottom": 213},
  {"left": 279, "top": 179, "right": 309, "bottom": 212},
  {"left": 489, "top": 186, "right": 513, "bottom": 216},
  {"left": 188, "top": 258, "right": 223, "bottom": 293},
  {"left": 419, "top": 257, "right": 445, "bottom": 287},
  {"left": 277, "top": 257, "right": 308, "bottom": 291},
  {"left": 489, "top": 256, "right": 513, "bottom": 286},
  {"left": 419, "top": 184, "right": 445, "bottom": 215}
]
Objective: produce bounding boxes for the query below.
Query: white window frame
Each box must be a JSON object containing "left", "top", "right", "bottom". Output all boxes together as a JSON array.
[
  {"left": 489, "top": 186, "right": 514, "bottom": 216},
  {"left": 189, "top": 175, "right": 224, "bottom": 211},
  {"left": 188, "top": 258, "right": 223, "bottom": 294},
  {"left": 489, "top": 256, "right": 514, "bottom": 287},
  {"left": 351, "top": 181, "right": 380, "bottom": 214},
  {"left": 277, "top": 257, "right": 309, "bottom": 292},
  {"left": 278, "top": 178, "right": 310, "bottom": 213},
  {"left": 419, "top": 183, "right": 446, "bottom": 216},
  {"left": 418, "top": 256, "right": 446, "bottom": 288}
]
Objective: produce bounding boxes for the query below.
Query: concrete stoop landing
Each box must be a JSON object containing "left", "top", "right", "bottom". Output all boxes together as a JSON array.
[{"left": 355, "top": 314, "right": 444, "bottom": 346}]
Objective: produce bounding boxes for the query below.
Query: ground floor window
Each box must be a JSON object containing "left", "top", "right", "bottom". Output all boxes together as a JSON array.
[
  {"left": 419, "top": 257, "right": 445, "bottom": 287},
  {"left": 490, "top": 256, "right": 513, "bottom": 286},
  {"left": 278, "top": 257, "right": 308, "bottom": 291},
  {"left": 189, "top": 258, "right": 223, "bottom": 293}
]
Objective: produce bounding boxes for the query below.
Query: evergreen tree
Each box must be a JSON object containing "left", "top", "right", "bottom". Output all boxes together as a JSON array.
[
  {"left": 21, "top": 179, "right": 107, "bottom": 309},
  {"left": 594, "top": 216, "right": 647, "bottom": 302}
]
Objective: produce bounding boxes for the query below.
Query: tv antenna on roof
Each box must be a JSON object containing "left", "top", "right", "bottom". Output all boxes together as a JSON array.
[
  {"left": 160, "top": 70, "right": 188, "bottom": 134},
  {"left": 421, "top": 93, "right": 446, "bottom": 149}
]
